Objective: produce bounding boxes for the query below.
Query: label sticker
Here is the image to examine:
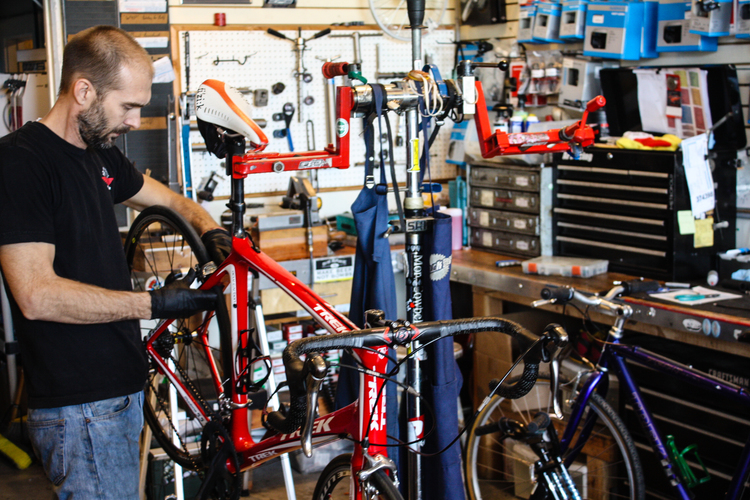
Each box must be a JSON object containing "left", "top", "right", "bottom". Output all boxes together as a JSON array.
[
  {"left": 482, "top": 232, "right": 492, "bottom": 247},
  {"left": 336, "top": 118, "right": 349, "bottom": 138},
  {"left": 409, "top": 139, "right": 420, "bottom": 172},
  {"left": 480, "top": 190, "right": 494, "bottom": 206}
]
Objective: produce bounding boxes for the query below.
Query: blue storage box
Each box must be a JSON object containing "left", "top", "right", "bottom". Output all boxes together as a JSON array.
[
  {"left": 560, "top": 0, "right": 588, "bottom": 39},
  {"left": 533, "top": 1, "right": 564, "bottom": 42},
  {"left": 689, "top": 0, "right": 732, "bottom": 36},
  {"left": 583, "top": 1, "right": 645, "bottom": 60},
  {"left": 738, "top": 0, "right": 750, "bottom": 38},
  {"left": 518, "top": 4, "right": 538, "bottom": 42},
  {"left": 656, "top": 0, "right": 718, "bottom": 51},
  {"left": 641, "top": 0, "right": 659, "bottom": 58}
]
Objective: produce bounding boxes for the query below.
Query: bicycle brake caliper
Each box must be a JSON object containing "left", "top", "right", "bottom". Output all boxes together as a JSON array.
[{"left": 358, "top": 453, "right": 399, "bottom": 491}]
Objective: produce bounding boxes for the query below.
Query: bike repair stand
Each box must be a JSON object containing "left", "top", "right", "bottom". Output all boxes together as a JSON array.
[
  {"left": 403, "top": 2, "right": 429, "bottom": 498},
  {"left": 266, "top": 27, "right": 331, "bottom": 123},
  {"left": 225, "top": 136, "right": 298, "bottom": 500}
]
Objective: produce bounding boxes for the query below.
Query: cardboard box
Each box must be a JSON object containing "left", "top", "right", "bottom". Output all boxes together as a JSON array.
[
  {"left": 250, "top": 225, "right": 328, "bottom": 262},
  {"left": 559, "top": 58, "right": 606, "bottom": 111}
]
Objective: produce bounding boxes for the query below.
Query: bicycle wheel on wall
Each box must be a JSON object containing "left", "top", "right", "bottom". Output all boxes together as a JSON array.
[
  {"left": 369, "top": 0, "right": 447, "bottom": 42},
  {"left": 313, "top": 453, "right": 405, "bottom": 500},
  {"left": 125, "top": 206, "right": 229, "bottom": 471},
  {"left": 464, "top": 376, "right": 645, "bottom": 500}
]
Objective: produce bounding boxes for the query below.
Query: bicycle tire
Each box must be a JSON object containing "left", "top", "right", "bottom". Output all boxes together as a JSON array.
[
  {"left": 313, "top": 453, "right": 404, "bottom": 500},
  {"left": 125, "top": 206, "right": 228, "bottom": 471},
  {"left": 464, "top": 375, "right": 644, "bottom": 500}
]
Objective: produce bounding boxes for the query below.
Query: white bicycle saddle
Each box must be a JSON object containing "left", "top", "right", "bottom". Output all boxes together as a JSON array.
[{"left": 195, "top": 79, "right": 268, "bottom": 151}]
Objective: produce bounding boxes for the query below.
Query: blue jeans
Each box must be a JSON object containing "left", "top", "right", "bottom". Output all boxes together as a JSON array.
[{"left": 27, "top": 391, "right": 144, "bottom": 500}]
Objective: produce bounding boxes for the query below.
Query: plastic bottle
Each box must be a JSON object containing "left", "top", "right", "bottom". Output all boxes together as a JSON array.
[{"left": 523, "top": 114, "right": 539, "bottom": 132}]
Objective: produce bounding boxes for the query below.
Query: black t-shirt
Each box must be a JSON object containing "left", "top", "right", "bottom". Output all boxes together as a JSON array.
[{"left": 0, "top": 121, "right": 148, "bottom": 408}]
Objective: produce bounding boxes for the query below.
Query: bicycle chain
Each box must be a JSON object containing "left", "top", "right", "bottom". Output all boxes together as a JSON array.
[
  {"left": 149, "top": 332, "right": 218, "bottom": 472},
  {"left": 149, "top": 374, "right": 199, "bottom": 472}
]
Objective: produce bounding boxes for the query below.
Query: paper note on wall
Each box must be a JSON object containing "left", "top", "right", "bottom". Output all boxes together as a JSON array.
[
  {"left": 681, "top": 134, "right": 715, "bottom": 217},
  {"left": 677, "top": 210, "right": 696, "bottom": 235},
  {"left": 119, "top": 0, "right": 167, "bottom": 12},
  {"left": 633, "top": 69, "right": 670, "bottom": 134},
  {"left": 152, "top": 56, "right": 175, "bottom": 83},
  {"left": 694, "top": 217, "right": 714, "bottom": 248}
]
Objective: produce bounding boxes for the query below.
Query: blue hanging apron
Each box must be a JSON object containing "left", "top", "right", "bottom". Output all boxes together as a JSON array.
[
  {"left": 335, "top": 84, "right": 401, "bottom": 474},
  {"left": 417, "top": 85, "right": 466, "bottom": 500}
]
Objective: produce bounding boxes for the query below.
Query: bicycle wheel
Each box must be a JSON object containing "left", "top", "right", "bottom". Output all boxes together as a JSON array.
[
  {"left": 313, "top": 453, "right": 404, "bottom": 500},
  {"left": 464, "top": 376, "right": 644, "bottom": 500},
  {"left": 369, "top": 0, "right": 447, "bottom": 42},
  {"left": 125, "top": 206, "right": 229, "bottom": 471}
]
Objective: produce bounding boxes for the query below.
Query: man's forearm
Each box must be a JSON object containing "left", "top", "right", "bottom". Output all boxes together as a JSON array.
[
  {"left": 25, "top": 276, "right": 152, "bottom": 324},
  {"left": 167, "top": 194, "right": 222, "bottom": 236}
]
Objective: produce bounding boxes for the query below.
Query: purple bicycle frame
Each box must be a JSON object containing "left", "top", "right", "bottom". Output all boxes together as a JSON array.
[{"left": 559, "top": 339, "right": 750, "bottom": 500}]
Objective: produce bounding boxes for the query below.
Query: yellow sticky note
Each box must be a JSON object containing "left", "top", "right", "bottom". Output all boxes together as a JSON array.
[
  {"left": 694, "top": 217, "right": 714, "bottom": 248},
  {"left": 677, "top": 210, "right": 696, "bottom": 235}
]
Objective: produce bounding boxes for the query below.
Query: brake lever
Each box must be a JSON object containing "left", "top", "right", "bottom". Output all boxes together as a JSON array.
[
  {"left": 541, "top": 324, "right": 568, "bottom": 420},
  {"left": 301, "top": 354, "right": 328, "bottom": 457}
]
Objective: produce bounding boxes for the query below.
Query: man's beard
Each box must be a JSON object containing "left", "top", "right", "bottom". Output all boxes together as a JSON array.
[{"left": 78, "top": 98, "right": 130, "bottom": 149}]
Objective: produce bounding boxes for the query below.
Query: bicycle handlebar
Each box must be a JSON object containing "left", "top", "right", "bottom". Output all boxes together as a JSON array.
[
  {"left": 265, "top": 317, "right": 566, "bottom": 435},
  {"left": 621, "top": 279, "right": 661, "bottom": 295},
  {"left": 536, "top": 279, "right": 660, "bottom": 308},
  {"left": 559, "top": 96, "right": 606, "bottom": 142}
]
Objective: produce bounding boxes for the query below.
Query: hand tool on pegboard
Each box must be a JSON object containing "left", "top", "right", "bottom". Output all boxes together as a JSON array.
[
  {"left": 266, "top": 27, "right": 331, "bottom": 122},
  {"left": 282, "top": 102, "right": 295, "bottom": 151},
  {"left": 329, "top": 31, "right": 382, "bottom": 84}
]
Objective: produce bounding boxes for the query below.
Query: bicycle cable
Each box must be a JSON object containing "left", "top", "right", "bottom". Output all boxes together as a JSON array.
[{"left": 337, "top": 335, "right": 547, "bottom": 458}]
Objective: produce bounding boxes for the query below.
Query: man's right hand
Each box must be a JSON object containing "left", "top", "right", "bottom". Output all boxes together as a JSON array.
[{"left": 149, "top": 268, "right": 220, "bottom": 319}]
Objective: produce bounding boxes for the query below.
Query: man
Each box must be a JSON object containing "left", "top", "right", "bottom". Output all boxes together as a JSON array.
[{"left": 0, "top": 26, "right": 231, "bottom": 499}]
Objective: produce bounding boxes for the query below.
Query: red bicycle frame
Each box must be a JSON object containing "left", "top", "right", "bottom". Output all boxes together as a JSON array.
[{"left": 144, "top": 225, "right": 390, "bottom": 494}]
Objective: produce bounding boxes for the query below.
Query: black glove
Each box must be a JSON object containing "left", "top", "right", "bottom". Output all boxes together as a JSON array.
[
  {"left": 150, "top": 269, "right": 221, "bottom": 319},
  {"left": 201, "top": 228, "right": 232, "bottom": 265}
]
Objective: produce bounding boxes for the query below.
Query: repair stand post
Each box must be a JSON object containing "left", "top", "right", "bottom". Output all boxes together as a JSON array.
[{"left": 404, "top": 2, "right": 427, "bottom": 499}]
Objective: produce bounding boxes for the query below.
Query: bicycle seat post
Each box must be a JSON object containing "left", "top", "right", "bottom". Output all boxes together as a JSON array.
[{"left": 225, "top": 133, "right": 247, "bottom": 238}]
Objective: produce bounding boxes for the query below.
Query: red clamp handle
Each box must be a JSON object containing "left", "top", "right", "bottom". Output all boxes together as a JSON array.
[{"left": 322, "top": 61, "right": 350, "bottom": 79}]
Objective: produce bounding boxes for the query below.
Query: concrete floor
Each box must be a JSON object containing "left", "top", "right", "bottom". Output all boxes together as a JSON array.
[{"left": 0, "top": 444, "right": 326, "bottom": 500}]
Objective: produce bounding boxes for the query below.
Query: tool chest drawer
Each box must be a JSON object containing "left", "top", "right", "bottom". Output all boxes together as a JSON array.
[
  {"left": 470, "top": 187, "right": 540, "bottom": 214},
  {"left": 552, "top": 149, "right": 736, "bottom": 281},
  {"left": 469, "top": 227, "right": 540, "bottom": 257},
  {"left": 468, "top": 207, "right": 540, "bottom": 236},
  {"left": 470, "top": 165, "right": 541, "bottom": 192}
]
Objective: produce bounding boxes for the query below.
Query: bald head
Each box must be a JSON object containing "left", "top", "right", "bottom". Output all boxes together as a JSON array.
[{"left": 59, "top": 25, "right": 154, "bottom": 98}]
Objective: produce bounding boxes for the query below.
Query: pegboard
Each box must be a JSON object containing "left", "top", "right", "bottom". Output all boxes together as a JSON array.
[{"left": 179, "top": 28, "right": 457, "bottom": 197}]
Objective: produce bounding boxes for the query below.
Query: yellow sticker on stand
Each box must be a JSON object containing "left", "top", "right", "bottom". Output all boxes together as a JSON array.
[
  {"left": 408, "top": 138, "right": 420, "bottom": 172},
  {"left": 694, "top": 217, "right": 714, "bottom": 248}
]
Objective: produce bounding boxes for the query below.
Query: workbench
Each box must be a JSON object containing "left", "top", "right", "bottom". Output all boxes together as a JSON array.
[{"left": 450, "top": 248, "right": 750, "bottom": 359}]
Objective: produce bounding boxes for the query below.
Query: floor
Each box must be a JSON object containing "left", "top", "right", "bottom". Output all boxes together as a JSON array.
[{"left": 0, "top": 440, "right": 325, "bottom": 500}]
